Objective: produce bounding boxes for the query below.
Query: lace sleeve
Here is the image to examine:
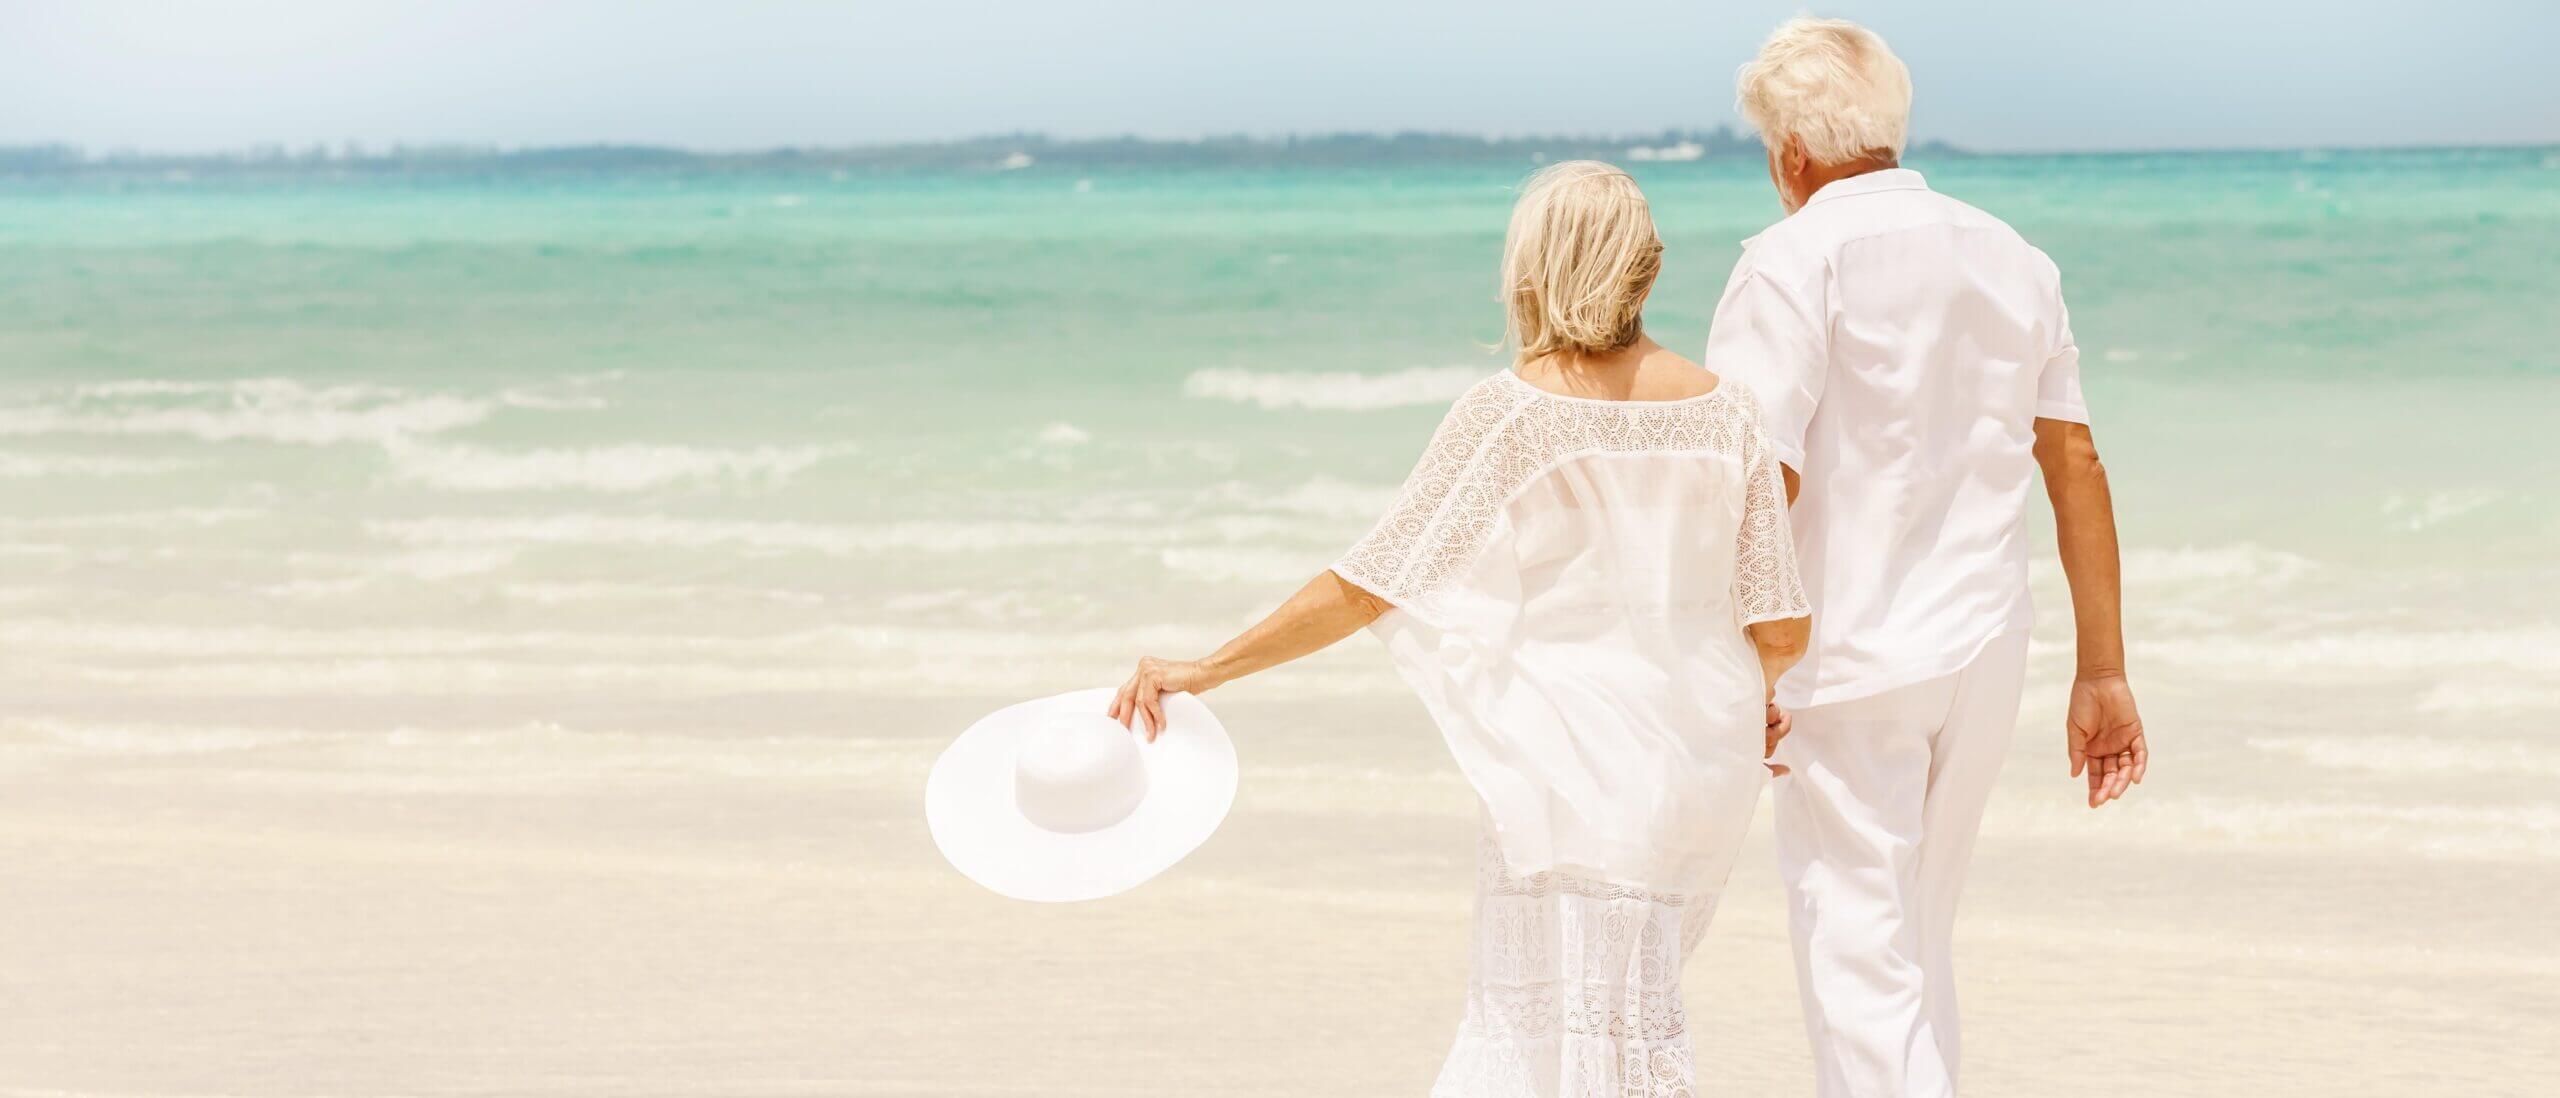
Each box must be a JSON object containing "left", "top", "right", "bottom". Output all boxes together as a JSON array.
[
  {"left": 1331, "top": 379, "right": 1525, "bottom": 617},
  {"left": 1731, "top": 394, "right": 1809, "bottom": 626}
]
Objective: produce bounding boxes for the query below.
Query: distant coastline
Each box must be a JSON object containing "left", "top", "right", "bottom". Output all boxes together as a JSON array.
[
  {"left": 4, "top": 132, "right": 2550, "bottom": 179},
  {"left": 0, "top": 129, "right": 1960, "bottom": 178}
]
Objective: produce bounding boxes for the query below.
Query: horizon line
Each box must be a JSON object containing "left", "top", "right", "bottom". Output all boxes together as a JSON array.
[{"left": 7, "top": 129, "right": 2556, "bottom": 164}]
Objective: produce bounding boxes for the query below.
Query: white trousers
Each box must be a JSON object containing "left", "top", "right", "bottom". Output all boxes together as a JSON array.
[{"left": 1772, "top": 630, "right": 2030, "bottom": 1098}]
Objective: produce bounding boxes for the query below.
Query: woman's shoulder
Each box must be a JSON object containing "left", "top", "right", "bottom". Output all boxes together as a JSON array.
[{"left": 1634, "top": 348, "right": 1724, "bottom": 402}]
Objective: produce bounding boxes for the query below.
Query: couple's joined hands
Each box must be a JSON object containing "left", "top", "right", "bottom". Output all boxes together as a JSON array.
[{"left": 1764, "top": 700, "right": 1792, "bottom": 777}]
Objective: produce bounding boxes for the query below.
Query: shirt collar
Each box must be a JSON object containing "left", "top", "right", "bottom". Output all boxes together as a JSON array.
[
  {"left": 1802, "top": 167, "right": 1929, "bottom": 208},
  {"left": 1740, "top": 167, "right": 1929, "bottom": 247}
]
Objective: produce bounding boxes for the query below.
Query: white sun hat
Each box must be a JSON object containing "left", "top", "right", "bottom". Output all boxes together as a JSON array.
[{"left": 926, "top": 687, "right": 1236, "bottom": 903}]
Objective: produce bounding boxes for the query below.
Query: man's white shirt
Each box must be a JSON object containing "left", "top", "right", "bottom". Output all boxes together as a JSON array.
[{"left": 1708, "top": 168, "right": 2089, "bottom": 709}]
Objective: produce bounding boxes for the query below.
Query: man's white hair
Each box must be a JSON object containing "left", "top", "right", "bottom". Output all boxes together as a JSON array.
[{"left": 1736, "top": 17, "right": 1913, "bottom": 164}]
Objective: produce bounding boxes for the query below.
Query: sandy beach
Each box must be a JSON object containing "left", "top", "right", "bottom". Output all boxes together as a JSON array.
[{"left": 7, "top": 662, "right": 2556, "bottom": 1095}]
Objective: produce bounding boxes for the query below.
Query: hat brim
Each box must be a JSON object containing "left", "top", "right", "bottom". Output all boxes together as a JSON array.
[{"left": 926, "top": 687, "right": 1236, "bottom": 903}]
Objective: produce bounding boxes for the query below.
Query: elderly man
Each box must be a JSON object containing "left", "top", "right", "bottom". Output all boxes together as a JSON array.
[{"left": 1706, "top": 17, "right": 2150, "bottom": 1098}]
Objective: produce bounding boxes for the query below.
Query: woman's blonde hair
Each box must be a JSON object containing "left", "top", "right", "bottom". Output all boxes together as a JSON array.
[{"left": 1500, "top": 160, "right": 1662, "bottom": 362}]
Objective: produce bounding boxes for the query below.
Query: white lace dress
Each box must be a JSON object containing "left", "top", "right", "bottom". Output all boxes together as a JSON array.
[{"left": 1330, "top": 371, "right": 1809, "bottom": 1098}]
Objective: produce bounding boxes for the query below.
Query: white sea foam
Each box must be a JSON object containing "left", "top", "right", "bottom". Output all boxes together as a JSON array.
[
  {"left": 0, "top": 618, "right": 1324, "bottom": 699},
  {"left": 2248, "top": 735, "right": 2560, "bottom": 779},
  {"left": 0, "top": 451, "right": 198, "bottom": 478},
  {"left": 278, "top": 547, "right": 522, "bottom": 586},
  {"left": 1253, "top": 476, "right": 1400, "bottom": 520},
  {"left": 2124, "top": 544, "right": 2316, "bottom": 585},
  {"left": 2036, "top": 543, "right": 2315, "bottom": 589},
  {"left": 383, "top": 439, "right": 849, "bottom": 492},
  {"left": 366, "top": 508, "right": 1320, "bottom": 556},
  {"left": 256, "top": 577, "right": 374, "bottom": 599},
  {"left": 501, "top": 581, "right": 826, "bottom": 607},
  {"left": 496, "top": 371, "right": 621, "bottom": 411},
  {"left": 1, "top": 715, "right": 937, "bottom": 789},
  {"left": 1182, "top": 366, "right": 1485, "bottom": 411},
  {"left": 2415, "top": 682, "right": 2560, "bottom": 715},
  {"left": 1984, "top": 795, "right": 2560, "bottom": 860},
  {"left": 0, "top": 618, "right": 1203, "bottom": 664},
  {"left": 2382, "top": 489, "right": 2503, "bottom": 531},
  {"left": 877, "top": 588, "right": 1046, "bottom": 621},
  {"left": 0, "top": 717, "right": 325, "bottom": 755},
  {"left": 1160, "top": 546, "right": 1325, "bottom": 584},
  {"left": 363, "top": 514, "right": 1158, "bottom": 555},
  {"left": 0, "top": 377, "right": 493, "bottom": 447},
  {"left": 0, "top": 506, "right": 265, "bottom": 532},
  {"left": 18, "top": 656, "right": 1404, "bottom": 701},
  {"left": 2137, "top": 626, "right": 2560, "bottom": 677}
]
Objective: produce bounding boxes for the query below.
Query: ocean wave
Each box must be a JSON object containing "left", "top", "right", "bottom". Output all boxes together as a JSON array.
[
  {"left": 0, "top": 506, "right": 265, "bottom": 532},
  {"left": 277, "top": 547, "right": 523, "bottom": 585},
  {"left": 2033, "top": 543, "right": 2315, "bottom": 589},
  {"left": 0, "top": 451, "right": 199, "bottom": 478},
  {"left": 2137, "top": 626, "right": 2560, "bottom": 677},
  {"left": 2383, "top": 489, "right": 2504, "bottom": 531},
  {"left": 17, "top": 657, "right": 1403, "bottom": 702},
  {"left": 497, "top": 581, "right": 827, "bottom": 607},
  {"left": 363, "top": 513, "right": 1187, "bottom": 555},
  {"left": 1182, "top": 365, "right": 1485, "bottom": 411},
  {"left": 1242, "top": 476, "right": 1400, "bottom": 520},
  {"left": 0, "top": 716, "right": 324, "bottom": 755},
  {"left": 497, "top": 371, "right": 622, "bottom": 411},
  {"left": 383, "top": 439, "right": 851, "bottom": 492},
  {"left": 0, "top": 618, "right": 1206, "bottom": 663},
  {"left": 0, "top": 618, "right": 1400, "bottom": 699},
  {"left": 1984, "top": 794, "right": 2560, "bottom": 861},
  {"left": 2248, "top": 734, "right": 2560, "bottom": 779},
  {"left": 2123, "top": 543, "right": 2316, "bottom": 584},
  {"left": 1, "top": 715, "right": 937, "bottom": 787},
  {"left": 2414, "top": 682, "right": 2560, "bottom": 715},
  {"left": 255, "top": 547, "right": 523, "bottom": 598},
  {"left": 1160, "top": 545, "right": 1326, "bottom": 584},
  {"left": 0, "top": 377, "right": 490, "bottom": 446}
]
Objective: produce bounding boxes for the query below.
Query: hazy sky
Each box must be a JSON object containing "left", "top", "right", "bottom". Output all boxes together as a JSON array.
[{"left": 5, "top": 1, "right": 2556, "bottom": 153}]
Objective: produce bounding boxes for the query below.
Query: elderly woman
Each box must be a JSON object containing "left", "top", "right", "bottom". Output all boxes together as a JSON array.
[{"left": 1111, "top": 161, "right": 1811, "bottom": 1097}]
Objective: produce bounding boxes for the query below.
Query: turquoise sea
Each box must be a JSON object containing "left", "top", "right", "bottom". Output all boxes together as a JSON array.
[{"left": 2, "top": 147, "right": 2556, "bottom": 1094}]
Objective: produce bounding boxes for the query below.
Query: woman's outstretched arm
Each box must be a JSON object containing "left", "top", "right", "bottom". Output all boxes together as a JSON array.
[{"left": 1108, "top": 570, "right": 1389, "bottom": 740}]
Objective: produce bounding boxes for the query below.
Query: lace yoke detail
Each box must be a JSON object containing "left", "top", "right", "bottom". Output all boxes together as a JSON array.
[{"left": 1334, "top": 373, "right": 1807, "bottom": 626}]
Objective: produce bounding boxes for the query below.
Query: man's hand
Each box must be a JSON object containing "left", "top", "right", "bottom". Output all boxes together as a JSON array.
[
  {"left": 1764, "top": 700, "right": 1793, "bottom": 778},
  {"left": 2067, "top": 672, "right": 2146, "bottom": 808}
]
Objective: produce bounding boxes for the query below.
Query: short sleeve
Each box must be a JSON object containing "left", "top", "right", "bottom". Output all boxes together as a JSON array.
[
  {"left": 2036, "top": 269, "right": 2091, "bottom": 425},
  {"left": 1731, "top": 397, "right": 1809, "bottom": 627},
  {"left": 1331, "top": 381, "right": 1522, "bottom": 619},
  {"left": 1704, "top": 265, "right": 1827, "bottom": 471}
]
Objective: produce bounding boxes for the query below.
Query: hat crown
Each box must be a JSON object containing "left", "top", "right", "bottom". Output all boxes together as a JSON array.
[{"left": 1013, "top": 713, "right": 1149, "bottom": 834}]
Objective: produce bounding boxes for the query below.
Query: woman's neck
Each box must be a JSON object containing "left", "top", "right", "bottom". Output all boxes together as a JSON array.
[
  {"left": 1517, "top": 335, "right": 1672, "bottom": 398},
  {"left": 1526, "top": 335, "right": 1660, "bottom": 378}
]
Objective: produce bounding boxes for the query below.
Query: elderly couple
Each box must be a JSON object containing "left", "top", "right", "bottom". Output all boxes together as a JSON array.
[{"left": 1112, "top": 16, "right": 2148, "bottom": 1098}]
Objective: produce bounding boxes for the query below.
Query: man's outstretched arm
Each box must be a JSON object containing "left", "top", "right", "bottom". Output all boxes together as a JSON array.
[{"left": 2033, "top": 418, "right": 2147, "bottom": 808}]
